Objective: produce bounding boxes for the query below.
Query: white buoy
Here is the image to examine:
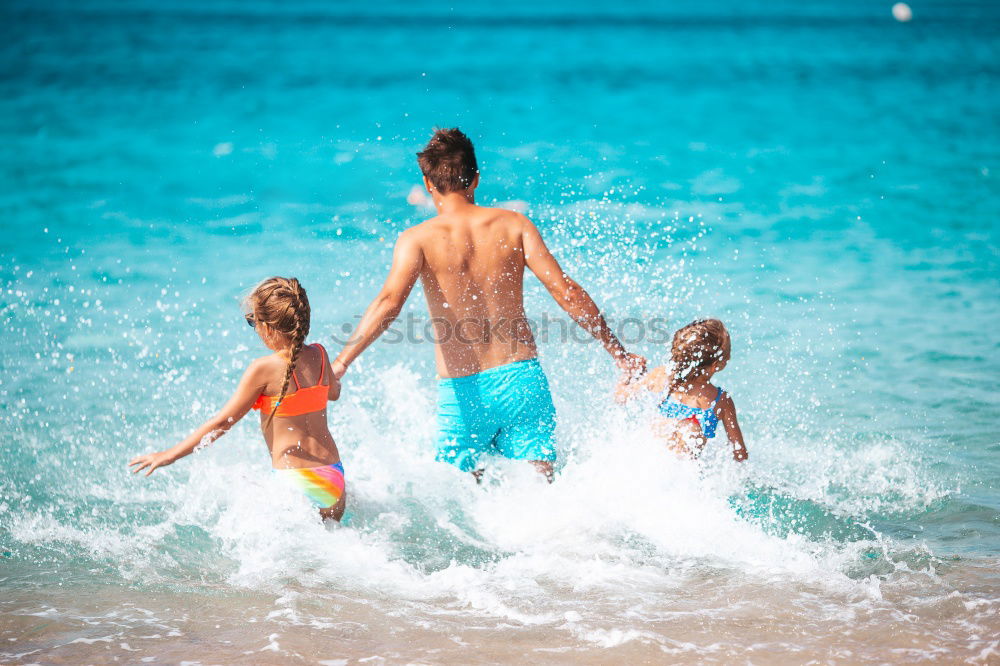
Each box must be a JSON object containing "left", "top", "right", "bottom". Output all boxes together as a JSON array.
[
  {"left": 406, "top": 184, "right": 434, "bottom": 208},
  {"left": 892, "top": 2, "right": 912, "bottom": 22},
  {"left": 212, "top": 142, "right": 233, "bottom": 157}
]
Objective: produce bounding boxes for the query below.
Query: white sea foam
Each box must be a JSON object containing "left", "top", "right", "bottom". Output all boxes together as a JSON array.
[{"left": 13, "top": 366, "right": 920, "bottom": 645}]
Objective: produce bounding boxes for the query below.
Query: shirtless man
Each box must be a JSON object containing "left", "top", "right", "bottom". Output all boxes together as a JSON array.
[{"left": 331, "top": 128, "right": 645, "bottom": 481}]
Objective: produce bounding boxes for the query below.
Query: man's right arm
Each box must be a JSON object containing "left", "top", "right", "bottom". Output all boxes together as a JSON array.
[
  {"left": 522, "top": 216, "right": 645, "bottom": 376},
  {"left": 331, "top": 229, "right": 423, "bottom": 378}
]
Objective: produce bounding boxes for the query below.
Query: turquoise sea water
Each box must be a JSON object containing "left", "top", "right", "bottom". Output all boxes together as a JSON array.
[{"left": 2, "top": 1, "right": 998, "bottom": 662}]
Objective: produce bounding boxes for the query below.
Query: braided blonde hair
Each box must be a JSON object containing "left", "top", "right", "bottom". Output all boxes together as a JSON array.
[
  {"left": 668, "top": 318, "right": 730, "bottom": 395},
  {"left": 245, "top": 277, "right": 311, "bottom": 425}
]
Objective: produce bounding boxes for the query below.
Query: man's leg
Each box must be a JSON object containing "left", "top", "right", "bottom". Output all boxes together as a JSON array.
[
  {"left": 494, "top": 359, "right": 558, "bottom": 482},
  {"left": 530, "top": 460, "right": 554, "bottom": 483},
  {"left": 434, "top": 377, "right": 490, "bottom": 475}
]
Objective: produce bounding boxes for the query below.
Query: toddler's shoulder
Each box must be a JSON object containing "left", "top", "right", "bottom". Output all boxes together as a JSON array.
[
  {"left": 641, "top": 365, "right": 671, "bottom": 392},
  {"left": 712, "top": 386, "right": 736, "bottom": 408}
]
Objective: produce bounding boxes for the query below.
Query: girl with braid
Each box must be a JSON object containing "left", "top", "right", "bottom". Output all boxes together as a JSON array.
[
  {"left": 616, "top": 318, "right": 748, "bottom": 462},
  {"left": 129, "top": 277, "right": 347, "bottom": 521}
]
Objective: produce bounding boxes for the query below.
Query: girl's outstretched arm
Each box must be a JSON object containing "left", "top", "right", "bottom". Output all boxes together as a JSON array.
[
  {"left": 128, "top": 359, "right": 271, "bottom": 476},
  {"left": 718, "top": 394, "right": 748, "bottom": 462}
]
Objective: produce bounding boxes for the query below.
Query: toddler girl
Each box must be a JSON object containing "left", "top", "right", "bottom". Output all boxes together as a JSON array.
[{"left": 617, "top": 318, "right": 747, "bottom": 462}]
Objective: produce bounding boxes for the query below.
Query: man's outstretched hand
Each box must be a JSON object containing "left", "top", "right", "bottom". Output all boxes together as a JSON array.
[{"left": 331, "top": 358, "right": 348, "bottom": 380}]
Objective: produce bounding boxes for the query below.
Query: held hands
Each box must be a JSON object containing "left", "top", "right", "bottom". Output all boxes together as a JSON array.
[
  {"left": 615, "top": 351, "right": 648, "bottom": 381},
  {"left": 128, "top": 450, "right": 176, "bottom": 476},
  {"left": 330, "top": 358, "right": 348, "bottom": 381},
  {"left": 612, "top": 351, "right": 648, "bottom": 404}
]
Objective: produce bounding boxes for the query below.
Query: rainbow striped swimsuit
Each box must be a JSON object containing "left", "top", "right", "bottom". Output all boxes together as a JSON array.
[{"left": 274, "top": 462, "right": 345, "bottom": 508}]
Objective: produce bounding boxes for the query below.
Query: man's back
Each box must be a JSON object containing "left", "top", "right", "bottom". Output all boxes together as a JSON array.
[
  {"left": 331, "top": 127, "right": 641, "bottom": 479},
  {"left": 411, "top": 204, "right": 537, "bottom": 378}
]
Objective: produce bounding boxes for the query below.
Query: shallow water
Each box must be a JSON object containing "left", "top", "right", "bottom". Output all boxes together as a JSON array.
[{"left": 2, "top": 0, "right": 999, "bottom": 663}]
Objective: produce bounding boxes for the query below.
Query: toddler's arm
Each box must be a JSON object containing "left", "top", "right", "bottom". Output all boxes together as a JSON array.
[
  {"left": 718, "top": 393, "right": 748, "bottom": 462},
  {"left": 128, "top": 359, "right": 270, "bottom": 476}
]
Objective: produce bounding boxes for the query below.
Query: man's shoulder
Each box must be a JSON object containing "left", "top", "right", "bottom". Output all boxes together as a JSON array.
[
  {"left": 414, "top": 206, "right": 529, "bottom": 233},
  {"left": 465, "top": 206, "right": 531, "bottom": 239},
  {"left": 477, "top": 205, "right": 529, "bottom": 225},
  {"left": 396, "top": 222, "right": 429, "bottom": 244}
]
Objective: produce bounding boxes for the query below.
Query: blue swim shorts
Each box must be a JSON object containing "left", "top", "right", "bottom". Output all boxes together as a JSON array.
[{"left": 435, "top": 358, "right": 557, "bottom": 473}]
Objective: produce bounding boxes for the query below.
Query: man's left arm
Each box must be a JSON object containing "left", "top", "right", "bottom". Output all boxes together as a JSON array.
[
  {"left": 522, "top": 216, "right": 646, "bottom": 376},
  {"left": 331, "top": 229, "right": 423, "bottom": 378}
]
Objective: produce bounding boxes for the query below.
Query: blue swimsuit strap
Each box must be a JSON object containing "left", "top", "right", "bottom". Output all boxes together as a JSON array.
[
  {"left": 711, "top": 386, "right": 723, "bottom": 409},
  {"left": 707, "top": 388, "right": 724, "bottom": 425}
]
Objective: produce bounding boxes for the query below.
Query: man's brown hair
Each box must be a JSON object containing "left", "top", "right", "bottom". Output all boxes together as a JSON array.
[{"left": 416, "top": 128, "right": 478, "bottom": 194}]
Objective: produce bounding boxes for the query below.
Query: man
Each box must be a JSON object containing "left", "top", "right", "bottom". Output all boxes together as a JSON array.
[{"left": 332, "top": 128, "right": 645, "bottom": 481}]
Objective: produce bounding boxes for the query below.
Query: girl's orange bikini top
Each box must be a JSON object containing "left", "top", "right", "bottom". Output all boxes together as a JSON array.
[{"left": 252, "top": 343, "right": 330, "bottom": 417}]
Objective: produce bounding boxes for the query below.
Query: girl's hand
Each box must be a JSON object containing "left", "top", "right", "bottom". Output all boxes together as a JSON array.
[
  {"left": 127, "top": 358, "right": 267, "bottom": 478},
  {"left": 732, "top": 443, "right": 748, "bottom": 462},
  {"left": 128, "top": 450, "right": 176, "bottom": 476}
]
